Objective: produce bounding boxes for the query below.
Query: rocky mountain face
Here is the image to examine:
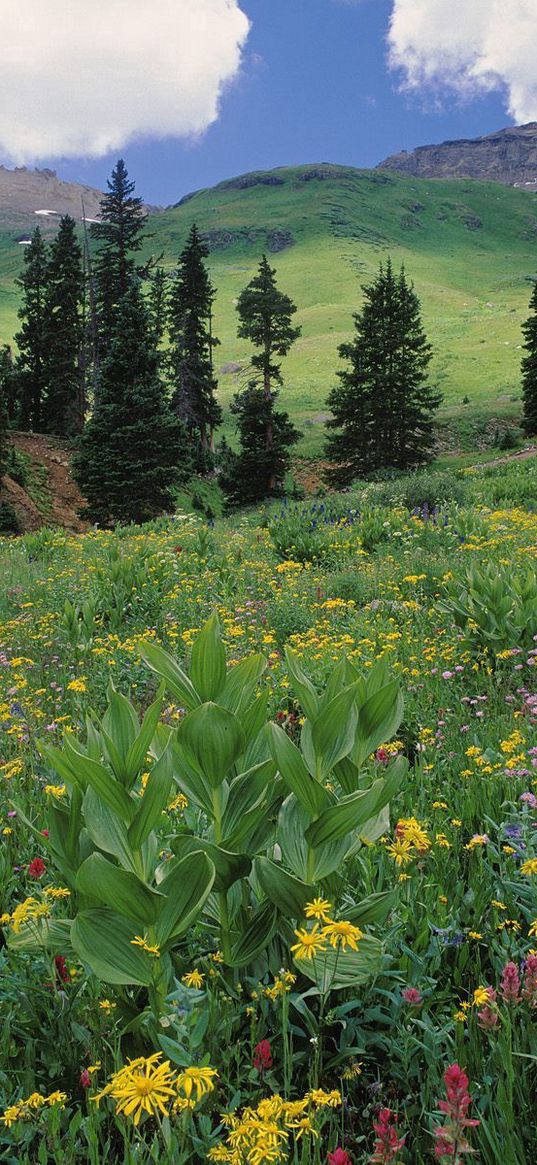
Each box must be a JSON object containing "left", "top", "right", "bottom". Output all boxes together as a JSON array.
[
  {"left": 377, "top": 123, "right": 537, "bottom": 190},
  {"left": 0, "top": 165, "right": 103, "bottom": 236}
]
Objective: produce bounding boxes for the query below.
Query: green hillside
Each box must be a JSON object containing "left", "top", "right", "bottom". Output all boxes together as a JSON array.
[{"left": 2, "top": 163, "right": 537, "bottom": 453}]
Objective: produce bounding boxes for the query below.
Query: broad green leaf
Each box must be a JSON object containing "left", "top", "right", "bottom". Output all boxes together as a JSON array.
[
  {"left": 39, "top": 743, "right": 82, "bottom": 790},
  {"left": 8, "top": 918, "right": 73, "bottom": 956},
  {"left": 101, "top": 683, "right": 140, "bottom": 782},
  {"left": 267, "top": 723, "right": 329, "bottom": 816},
  {"left": 125, "top": 685, "right": 165, "bottom": 786},
  {"left": 277, "top": 794, "right": 349, "bottom": 882},
  {"left": 128, "top": 745, "right": 174, "bottom": 850},
  {"left": 83, "top": 786, "right": 137, "bottom": 872},
  {"left": 170, "top": 738, "right": 215, "bottom": 816},
  {"left": 140, "top": 641, "right": 201, "bottom": 711},
  {"left": 310, "top": 682, "right": 360, "bottom": 780},
  {"left": 76, "top": 853, "right": 163, "bottom": 927},
  {"left": 294, "top": 935, "right": 383, "bottom": 991},
  {"left": 72, "top": 908, "right": 153, "bottom": 985},
  {"left": 176, "top": 702, "right": 244, "bottom": 789},
  {"left": 352, "top": 681, "right": 404, "bottom": 769},
  {"left": 229, "top": 900, "right": 278, "bottom": 967},
  {"left": 305, "top": 761, "right": 404, "bottom": 849},
  {"left": 344, "top": 891, "right": 395, "bottom": 927},
  {"left": 63, "top": 735, "right": 135, "bottom": 823},
  {"left": 172, "top": 836, "right": 251, "bottom": 891},
  {"left": 221, "top": 760, "right": 276, "bottom": 848},
  {"left": 220, "top": 654, "right": 268, "bottom": 715},
  {"left": 190, "top": 613, "right": 227, "bottom": 701},
  {"left": 254, "top": 856, "right": 313, "bottom": 918},
  {"left": 284, "top": 647, "right": 319, "bottom": 720},
  {"left": 155, "top": 851, "right": 215, "bottom": 946},
  {"left": 319, "top": 657, "right": 362, "bottom": 710}
]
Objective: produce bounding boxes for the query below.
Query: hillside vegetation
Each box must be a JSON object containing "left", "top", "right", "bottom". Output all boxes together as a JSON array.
[{"left": 1, "top": 165, "right": 537, "bottom": 452}]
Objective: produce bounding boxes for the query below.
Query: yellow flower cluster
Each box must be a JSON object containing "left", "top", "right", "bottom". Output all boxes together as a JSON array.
[
  {"left": 2, "top": 1090, "right": 67, "bottom": 1127},
  {"left": 291, "top": 903, "right": 364, "bottom": 960},
  {"left": 210, "top": 1089, "right": 341, "bottom": 1165},
  {"left": 92, "top": 1054, "right": 217, "bottom": 1126},
  {"left": 4, "top": 897, "right": 51, "bottom": 933}
]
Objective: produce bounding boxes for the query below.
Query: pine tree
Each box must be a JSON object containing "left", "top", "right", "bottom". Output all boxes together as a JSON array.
[
  {"left": 72, "top": 279, "right": 189, "bottom": 526},
  {"left": 42, "top": 216, "right": 85, "bottom": 435},
  {"left": 521, "top": 279, "right": 537, "bottom": 436},
  {"left": 14, "top": 228, "right": 49, "bottom": 430},
  {"left": 147, "top": 266, "right": 169, "bottom": 351},
  {"left": 91, "top": 160, "right": 147, "bottom": 357},
  {"left": 0, "top": 352, "right": 9, "bottom": 481},
  {"left": 234, "top": 255, "right": 301, "bottom": 492},
  {"left": 168, "top": 224, "right": 221, "bottom": 461},
  {"left": 325, "top": 259, "right": 441, "bottom": 485},
  {"left": 220, "top": 382, "right": 300, "bottom": 507}
]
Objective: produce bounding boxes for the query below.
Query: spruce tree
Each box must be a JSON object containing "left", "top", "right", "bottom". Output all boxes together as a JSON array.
[
  {"left": 521, "top": 279, "right": 537, "bottom": 436},
  {"left": 72, "top": 279, "right": 189, "bottom": 526},
  {"left": 14, "top": 228, "right": 49, "bottom": 430},
  {"left": 168, "top": 224, "right": 221, "bottom": 461},
  {"left": 220, "top": 382, "right": 300, "bottom": 507},
  {"left": 325, "top": 259, "right": 441, "bottom": 485},
  {"left": 147, "top": 266, "right": 169, "bottom": 351},
  {"left": 42, "top": 216, "right": 85, "bottom": 435},
  {"left": 91, "top": 160, "right": 147, "bottom": 357},
  {"left": 0, "top": 355, "right": 9, "bottom": 481},
  {"left": 233, "top": 255, "right": 301, "bottom": 494}
]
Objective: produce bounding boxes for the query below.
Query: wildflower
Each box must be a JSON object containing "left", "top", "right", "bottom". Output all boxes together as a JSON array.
[
  {"left": 501, "top": 962, "right": 521, "bottom": 1003},
  {"left": 27, "top": 858, "right": 46, "bottom": 878},
  {"left": 291, "top": 924, "right": 327, "bottom": 960},
  {"left": 402, "top": 986, "right": 422, "bottom": 1006},
  {"left": 386, "top": 838, "right": 413, "bottom": 866},
  {"left": 253, "top": 1040, "right": 273, "bottom": 1072},
  {"left": 369, "top": 1107, "right": 406, "bottom": 1163},
  {"left": 473, "top": 986, "right": 494, "bottom": 1007},
  {"left": 44, "top": 886, "right": 71, "bottom": 899},
  {"left": 308, "top": 1089, "right": 341, "bottom": 1108},
  {"left": 522, "top": 955, "right": 537, "bottom": 1007},
  {"left": 521, "top": 858, "right": 537, "bottom": 875},
  {"left": 477, "top": 996, "right": 500, "bottom": 1032},
  {"left": 432, "top": 1063, "right": 479, "bottom": 1160},
  {"left": 176, "top": 1066, "right": 218, "bottom": 1102},
  {"left": 328, "top": 1149, "right": 353, "bottom": 1165},
  {"left": 44, "top": 784, "right": 66, "bottom": 798},
  {"left": 304, "top": 897, "right": 333, "bottom": 921},
  {"left": 130, "top": 935, "right": 160, "bottom": 957},
  {"left": 322, "top": 919, "right": 363, "bottom": 951},
  {"left": 98, "top": 999, "right": 116, "bottom": 1013},
  {"left": 465, "top": 834, "right": 488, "bottom": 851},
  {"left": 342, "top": 1062, "right": 363, "bottom": 1080},
  {"left": 10, "top": 897, "right": 50, "bottom": 932},
  {"left": 92, "top": 1053, "right": 177, "bottom": 1126},
  {"left": 182, "top": 969, "right": 204, "bottom": 989},
  {"left": 67, "top": 678, "right": 87, "bottom": 692},
  {"left": 467, "top": 931, "right": 483, "bottom": 940},
  {"left": 529, "top": 920, "right": 537, "bottom": 938}
]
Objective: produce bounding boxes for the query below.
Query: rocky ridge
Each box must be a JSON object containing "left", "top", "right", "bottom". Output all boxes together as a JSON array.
[{"left": 377, "top": 123, "right": 537, "bottom": 190}]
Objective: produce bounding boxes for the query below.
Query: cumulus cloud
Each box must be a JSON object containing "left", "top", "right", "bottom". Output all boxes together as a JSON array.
[
  {"left": 388, "top": 0, "right": 537, "bottom": 123},
  {"left": 0, "top": 0, "right": 250, "bottom": 162}
]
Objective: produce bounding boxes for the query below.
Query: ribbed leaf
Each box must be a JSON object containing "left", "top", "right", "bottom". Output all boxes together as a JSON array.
[
  {"left": 155, "top": 851, "right": 215, "bottom": 946},
  {"left": 176, "top": 702, "right": 244, "bottom": 788},
  {"left": 220, "top": 654, "right": 268, "bottom": 715},
  {"left": 72, "top": 908, "right": 153, "bottom": 985},
  {"left": 267, "top": 723, "right": 329, "bottom": 815},
  {"left": 190, "top": 613, "right": 227, "bottom": 701},
  {"left": 254, "top": 856, "right": 313, "bottom": 918},
  {"left": 76, "top": 853, "right": 163, "bottom": 926},
  {"left": 140, "top": 641, "right": 201, "bottom": 710},
  {"left": 284, "top": 647, "right": 319, "bottom": 720},
  {"left": 294, "top": 935, "right": 383, "bottom": 990},
  {"left": 128, "top": 745, "right": 174, "bottom": 850},
  {"left": 229, "top": 900, "right": 278, "bottom": 967},
  {"left": 305, "top": 761, "right": 404, "bottom": 849},
  {"left": 83, "top": 786, "right": 137, "bottom": 872}
]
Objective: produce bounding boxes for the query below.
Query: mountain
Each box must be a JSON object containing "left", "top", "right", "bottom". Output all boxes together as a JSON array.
[
  {"left": 2, "top": 161, "right": 537, "bottom": 453},
  {"left": 0, "top": 165, "right": 103, "bottom": 234},
  {"left": 377, "top": 123, "right": 537, "bottom": 189}
]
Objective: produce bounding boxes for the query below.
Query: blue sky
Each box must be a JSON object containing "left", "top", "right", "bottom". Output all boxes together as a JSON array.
[{"left": 3, "top": 0, "right": 523, "bottom": 206}]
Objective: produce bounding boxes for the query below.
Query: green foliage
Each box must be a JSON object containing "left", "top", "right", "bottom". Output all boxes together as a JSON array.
[
  {"left": 42, "top": 216, "right": 84, "bottom": 436},
  {"left": 90, "top": 159, "right": 147, "bottom": 357},
  {"left": 521, "top": 278, "right": 537, "bottom": 436},
  {"left": 325, "top": 258, "right": 442, "bottom": 484},
  {"left": 439, "top": 560, "right": 537, "bottom": 656},
  {"left": 72, "top": 281, "right": 190, "bottom": 526},
  {"left": 13, "top": 228, "right": 49, "bottom": 430}
]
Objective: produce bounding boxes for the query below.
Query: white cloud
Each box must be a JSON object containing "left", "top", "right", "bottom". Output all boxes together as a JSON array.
[
  {"left": 0, "top": 0, "right": 250, "bottom": 162},
  {"left": 388, "top": 0, "right": 537, "bottom": 123}
]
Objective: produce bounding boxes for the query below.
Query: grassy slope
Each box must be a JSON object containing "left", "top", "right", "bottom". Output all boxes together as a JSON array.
[{"left": 2, "top": 164, "right": 537, "bottom": 453}]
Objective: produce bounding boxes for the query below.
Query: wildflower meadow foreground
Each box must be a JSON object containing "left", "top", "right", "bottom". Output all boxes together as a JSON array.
[{"left": 1, "top": 460, "right": 537, "bottom": 1164}]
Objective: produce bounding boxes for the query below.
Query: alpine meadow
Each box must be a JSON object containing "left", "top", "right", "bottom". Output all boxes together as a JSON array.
[{"left": 1, "top": 3, "right": 537, "bottom": 1164}]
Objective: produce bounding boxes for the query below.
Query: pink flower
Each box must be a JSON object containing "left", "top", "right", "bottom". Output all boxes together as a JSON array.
[
  {"left": 253, "top": 1039, "right": 272, "bottom": 1071},
  {"left": 402, "top": 987, "right": 423, "bottom": 1006},
  {"left": 433, "top": 1063, "right": 480, "bottom": 1160},
  {"left": 522, "top": 955, "right": 537, "bottom": 1007},
  {"left": 369, "top": 1107, "right": 405, "bottom": 1163},
  {"left": 500, "top": 962, "right": 521, "bottom": 1004},
  {"left": 328, "top": 1150, "right": 353, "bottom": 1165},
  {"left": 79, "top": 1069, "right": 92, "bottom": 1089},
  {"left": 28, "top": 857, "right": 46, "bottom": 878}
]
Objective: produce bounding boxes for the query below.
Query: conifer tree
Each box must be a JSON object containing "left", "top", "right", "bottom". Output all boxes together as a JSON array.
[
  {"left": 220, "top": 382, "right": 300, "bottom": 507},
  {"left": 230, "top": 255, "right": 301, "bottom": 495},
  {"left": 72, "top": 279, "right": 189, "bottom": 526},
  {"left": 0, "top": 356, "right": 9, "bottom": 481},
  {"left": 42, "top": 216, "right": 85, "bottom": 435},
  {"left": 91, "top": 160, "right": 147, "bottom": 357},
  {"left": 325, "top": 259, "right": 441, "bottom": 484},
  {"left": 147, "top": 266, "right": 169, "bottom": 351},
  {"left": 168, "top": 224, "right": 221, "bottom": 461},
  {"left": 14, "top": 228, "right": 49, "bottom": 430},
  {"left": 521, "top": 279, "right": 537, "bottom": 436}
]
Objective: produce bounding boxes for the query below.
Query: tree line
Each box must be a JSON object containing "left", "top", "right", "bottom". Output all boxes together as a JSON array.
[{"left": 1, "top": 158, "right": 536, "bottom": 525}]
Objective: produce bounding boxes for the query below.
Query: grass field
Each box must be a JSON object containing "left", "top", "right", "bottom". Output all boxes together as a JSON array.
[{"left": 1, "top": 165, "right": 537, "bottom": 453}]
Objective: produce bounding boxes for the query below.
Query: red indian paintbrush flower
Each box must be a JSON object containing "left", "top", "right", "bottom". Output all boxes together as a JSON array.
[
  {"left": 328, "top": 1149, "right": 353, "bottom": 1165},
  {"left": 253, "top": 1039, "right": 272, "bottom": 1071},
  {"left": 28, "top": 857, "right": 46, "bottom": 878},
  {"left": 433, "top": 1063, "right": 480, "bottom": 1159},
  {"left": 369, "top": 1107, "right": 405, "bottom": 1163}
]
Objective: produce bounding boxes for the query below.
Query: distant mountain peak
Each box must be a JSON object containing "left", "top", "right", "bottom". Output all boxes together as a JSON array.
[
  {"left": 0, "top": 165, "right": 103, "bottom": 233},
  {"left": 377, "top": 123, "right": 537, "bottom": 189}
]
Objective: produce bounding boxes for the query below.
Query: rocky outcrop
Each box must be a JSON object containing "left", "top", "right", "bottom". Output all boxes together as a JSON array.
[
  {"left": 0, "top": 165, "right": 103, "bottom": 233},
  {"left": 377, "top": 123, "right": 537, "bottom": 189}
]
